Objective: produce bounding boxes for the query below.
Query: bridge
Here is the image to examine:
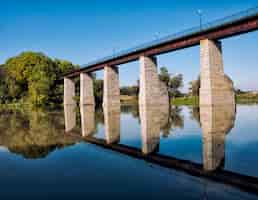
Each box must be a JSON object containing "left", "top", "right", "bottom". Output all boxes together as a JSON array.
[
  {"left": 62, "top": 6, "right": 258, "bottom": 193},
  {"left": 63, "top": 6, "right": 258, "bottom": 113}
]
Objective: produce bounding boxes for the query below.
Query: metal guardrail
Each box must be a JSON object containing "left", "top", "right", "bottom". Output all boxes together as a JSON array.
[{"left": 81, "top": 6, "right": 258, "bottom": 68}]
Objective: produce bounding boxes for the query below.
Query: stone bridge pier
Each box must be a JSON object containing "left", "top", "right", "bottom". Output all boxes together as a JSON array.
[
  {"left": 103, "top": 65, "right": 121, "bottom": 144},
  {"left": 64, "top": 77, "right": 76, "bottom": 132},
  {"left": 139, "top": 55, "right": 169, "bottom": 154},
  {"left": 201, "top": 103, "right": 236, "bottom": 171},
  {"left": 200, "top": 39, "right": 235, "bottom": 107},
  {"left": 199, "top": 39, "right": 236, "bottom": 171},
  {"left": 80, "top": 73, "right": 96, "bottom": 137}
]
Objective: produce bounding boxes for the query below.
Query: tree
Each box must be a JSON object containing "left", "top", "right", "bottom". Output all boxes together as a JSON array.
[
  {"left": 159, "top": 67, "right": 170, "bottom": 87},
  {"left": 168, "top": 74, "right": 183, "bottom": 98},
  {"left": 3, "top": 52, "right": 78, "bottom": 107},
  {"left": 189, "top": 76, "right": 200, "bottom": 96},
  {"left": 158, "top": 67, "right": 184, "bottom": 99},
  {"left": 94, "top": 79, "right": 104, "bottom": 106},
  {"left": 0, "top": 65, "right": 9, "bottom": 103}
]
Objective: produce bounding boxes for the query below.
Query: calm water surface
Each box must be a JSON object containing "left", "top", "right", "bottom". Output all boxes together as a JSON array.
[{"left": 0, "top": 104, "right": 258, "bottom": 199}]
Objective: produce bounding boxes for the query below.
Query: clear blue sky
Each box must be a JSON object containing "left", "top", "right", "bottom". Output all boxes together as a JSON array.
[{"left": 2, "top": 0, "right": 258, "bottom": 91}]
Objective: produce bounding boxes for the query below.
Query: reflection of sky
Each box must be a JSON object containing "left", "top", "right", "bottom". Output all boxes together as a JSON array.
[
  {"left": 1, "top": 103, "right": 258, "bottom": 197},
  {"left": 0, "top": 146, "right": 9, "bottom": 152},
  {"left": 93, "top": 104, "right": 258, "bottom": 177}
]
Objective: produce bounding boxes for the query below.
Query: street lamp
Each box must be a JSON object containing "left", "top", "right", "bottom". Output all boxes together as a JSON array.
[
  {"left": 154, "top": 32, "right": 160, "bottom": 40},
  {"left": 197, "top": 9, "right": 203, "bottom": 30}
]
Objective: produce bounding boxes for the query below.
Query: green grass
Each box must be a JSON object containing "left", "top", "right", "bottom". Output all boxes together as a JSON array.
[
  {"left": 171, "top": 96, "right": 199, "bottom": 106},
  {"left": 236, "top": 94, "right": 258, "bottom": 104}
]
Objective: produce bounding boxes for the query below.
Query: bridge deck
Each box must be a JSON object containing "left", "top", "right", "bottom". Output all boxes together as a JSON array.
[{"left": 64, "top": 6, "right": 258, "bottom": 78}]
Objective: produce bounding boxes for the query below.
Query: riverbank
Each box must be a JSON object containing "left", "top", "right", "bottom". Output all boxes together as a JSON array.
[
  {"left": 1, "top": 94, "right": 257, "bottom": 111},
  {"left": 120, "top": 94, "right": 258, "bottom": 106}
]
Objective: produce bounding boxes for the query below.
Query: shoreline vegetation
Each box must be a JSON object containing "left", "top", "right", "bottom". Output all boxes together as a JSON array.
[
  {"left": 1, "top": 51, "right": 258, "bottom": 110},
  {"left": 121, "top": 93, "right": 258, "bottom": 106},
  {"left": 1, "top": 93, "right": 258, "bottom": 111}
]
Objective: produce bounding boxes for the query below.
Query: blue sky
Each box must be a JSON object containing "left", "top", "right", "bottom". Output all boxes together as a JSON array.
[{"left": 2, "top": 0, "right": 258, "bottom": 91}]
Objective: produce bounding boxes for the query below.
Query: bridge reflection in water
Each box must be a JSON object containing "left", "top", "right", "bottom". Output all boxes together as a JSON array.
[{"left": 63, "top": 100, "right": 258, "bottom": 194}]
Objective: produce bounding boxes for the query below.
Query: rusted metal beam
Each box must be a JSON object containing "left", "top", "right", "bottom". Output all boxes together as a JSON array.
[{"left": 64, "top": 16, "right": 258, "bottom": 78}]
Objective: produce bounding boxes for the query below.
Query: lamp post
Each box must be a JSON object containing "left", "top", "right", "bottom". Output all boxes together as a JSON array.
[
  {"left": 197, "top": 9, "right": 203, "bottom": 30},
  {"left": 154, "top": 32, "right": 160, "bottom": 40}
]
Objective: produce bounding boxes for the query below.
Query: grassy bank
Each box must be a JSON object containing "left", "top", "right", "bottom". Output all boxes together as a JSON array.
[
  {"left": 171, "top": 96, "right": 199, "bottom": 106},
  {"left": 120, "top": 95, "right": 138, "bottom": 105},
  {"left": 236, "top": 94, "right": 258, "bottom": 104},
  {"left": 1, "top": 93, "right": 257, "bottom": 111}
]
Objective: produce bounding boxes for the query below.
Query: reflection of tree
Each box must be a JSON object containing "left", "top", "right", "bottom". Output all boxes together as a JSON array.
[
  {"left": 161, "top": 106, "right": 184, "bottom": 138},
  {"left": 95, "top": 107, "right": 104, "bottom": 125},
  {"left": 121, "top": 104, "right": 139, "bottom": 119},
  {"left": 0, "top": 109, "right": 78, "bottom": 159}
]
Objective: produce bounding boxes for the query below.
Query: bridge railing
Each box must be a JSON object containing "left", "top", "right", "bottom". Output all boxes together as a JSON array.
[{"left": 81, "top": 6, "right": 258, "bottom": 69}]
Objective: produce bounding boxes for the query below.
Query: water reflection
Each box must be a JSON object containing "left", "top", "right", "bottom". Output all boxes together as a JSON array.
[
  {"left": 80, "top": 105, "right": 95, "bottom": 137},
  {"left": 103, "top": 106, "right": 120, "bottom": 144},
  {"left": 140, "top": 105, "right": 169, "bottom": 154},
  {"left": 161, "top": 106, "right": 184, "bottom": 137},
  {"left": 0, "top": 109, "right": 77, "bottom": 159},
  {"left": 200, "top": 103, "right": 236, "bottom": 171},
  {"left": 64, "top": 104, "right": 76, "bottom": 132}
]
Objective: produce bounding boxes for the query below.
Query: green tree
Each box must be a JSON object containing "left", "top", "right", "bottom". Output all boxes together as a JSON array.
[
  {"left": 159, "top": 67, "right": 170, "bottom": 87},
  {"left": 189, "top": 76, "right": 200, "bottom": 96},
  {"left": 0, "top": 65, "right": 10, "bottom": 103},
  {"left": 158, "top": 67, "right": 184, "bottom": 99},
  {"left": 3, "top": 52, "right": 78, "bottom": 108},
  {"left": 168, "top": 74, "right": 183, "bottom": 98},
  {"left": 94, "top": 79, "right": 104, "bottom": 106}
]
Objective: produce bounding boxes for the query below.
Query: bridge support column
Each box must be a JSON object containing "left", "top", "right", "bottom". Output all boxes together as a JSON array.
[
  {"left": 200, "top": 39, "right": 235, "bottom": 106},
  {"left": 139, "top": 56, "right": 169, "bottom": 108},
  {"left": 139, "top": 56, "right": 169, "bottom": 154},
  {"left": 103, "top": 65, "right": 120, "bottom": 144},
  {"left": 64, "top": 77, "right": 76, "bottom": 132},
  {"left": 201, "top": 104, "right": 235, "bottom": 171},
  {"left": 64, "top": 77, "right": 75, "bottom": 105},
  {"left": 80, "top": 105, "right": 95, "bottom": 137},
  {"left": 80, "top": 73, "right": 95, "bottom": 106}
]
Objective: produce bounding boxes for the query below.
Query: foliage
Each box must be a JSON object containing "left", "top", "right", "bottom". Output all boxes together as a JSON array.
[
  {"left": 120, "top": 86, "right": 138, "bottom": 96},
  {"left": 189, "top": 76, "right": 200, "bottom": 96},
  {"left": 159, "top": 67, "right": 170, "bottom": 87},
  {"left": 159, "top": 67, "right": 183, "bottom": 98},
  {"left": 93, "top": 79, "right": 104, "bottom": 106},
  {"left": 171, "top": 96, "right": 199, "bottom": 106},
  {"left": 1, "top": 52, "right": 78, "bottom": 108}
]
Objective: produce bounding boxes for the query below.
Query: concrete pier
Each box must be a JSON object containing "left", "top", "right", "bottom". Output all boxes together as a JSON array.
[
  {"left": 201, "top": 103, "right": 236, "bottom": 171},
  {"left": 104, "top": 109, "right": 120, "bottom": 144},
  {"left": 139, "top": 56, "right": 168, "bottom": 108},
  {"left": 103, "top": 65, "right": 120, "bottom": 144},
  {"left": 80, "top": 73, "right": 95, "bottom": 106},
  {"left": 64, "top": 104, "right": 76, "bottom": 132},
  {"left": 64, "top": 77, "right": 76, "bottom": 132},
  {"left": 80, "top": 105, "right": 95, "bottom": 137},
  {"left": 103, "top": 65, "right": 120, "bottom": 109},
  {"left": 64, "top": 77, "right": 75, "bottom": 105},
  {"left": 138, "top": 55, "right": 170, "bottom": 154},
  {"left": 200, "top": 39, "right": 235, "bottom": 106},
  {"left": 141, "top": 106, "right": 164, "bottom": 154}
]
